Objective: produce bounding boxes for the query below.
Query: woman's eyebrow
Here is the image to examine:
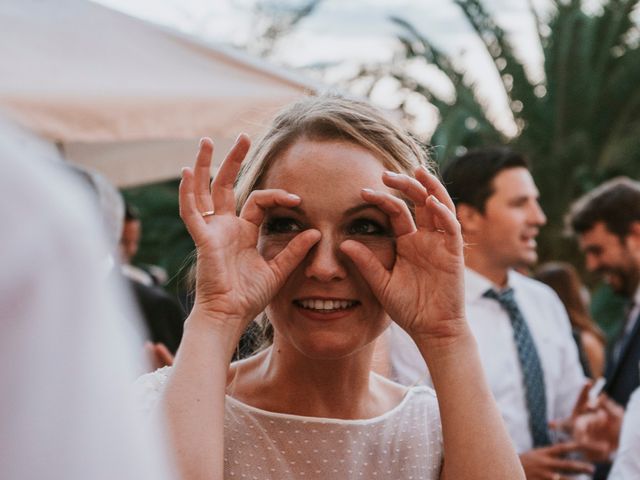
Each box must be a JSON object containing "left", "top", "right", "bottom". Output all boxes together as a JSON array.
[
  {"left": 268, "top": 205, "right": 306, "bottom": 215},
  {"left": 343, "top": 203, "right": 383, "bottom": 217}
]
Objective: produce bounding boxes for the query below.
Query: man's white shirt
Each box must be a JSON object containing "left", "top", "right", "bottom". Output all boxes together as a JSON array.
[{"left": 388, "top": 268, "right": 586, "bottom": 453}]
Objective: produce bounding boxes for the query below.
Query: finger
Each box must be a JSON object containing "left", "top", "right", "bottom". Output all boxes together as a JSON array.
[
  {"left": 547, "top": 457, "right": 595, "bottom": 474},
  {"left": 578, "top": 440, "right": 612, "bottom": 461},
  {"left": 268, "top": 229, "right": 321, "bottom": 283},
  {"left": 572, "top": 381, "right": 593, "bottom": 416},
  {"left": 548, "top": 414, "right": 577, "bottom": 436},
  {"left": 179, "top": 167, "right": 206, "bottom": 240},
  {"left": 240, "top": 189, "right": 302, "bottom": 227},
  {"left": 601, "top": 395, "right": 624, "bottom": 416},
  {"left": 426, "top": 195, "right": 461, "bottom": 237},
  {"left": 381, "top": 171, "right": 428, "bottom": 203},
  {"left": 361, "top": 188, "right": 416, "bottom": 237},
  {"left": 211, "top": 133, "right": 251, "bottom": 215},
  {"left": 381, "top": 171, "right": 432, "bottom": 229},
  {"left": 154, "top": 343, "right": 175, "bottom": 367},
  {"left": 416, "top": 195, "right": 435, "bottom": 231},
  {"left": 547, "top": 441, "right": 581, "bottom": 455},
  {"left": 194, "top": 137, "right": 215, "bottom": 212},
  {"left": 340, "top": 239, "right": 391, "bottom": 300},
  {"left": 415, "top": 166, "right": 455, "bottom": 213}
]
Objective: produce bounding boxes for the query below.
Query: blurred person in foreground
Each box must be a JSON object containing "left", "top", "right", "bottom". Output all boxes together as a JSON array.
[
  {"left": 0, "top": 117, "right": 175, "bottom": 480},
  {"left": 567, "top": 177, "right": 640, "bottom": 478},
  {"left": 137, "top": 95, "right": 525, "bottom": 479},
  {"left": 534, "top": 262, "right": 606, "bottom": 379},
  {"left": 387, "top": 147, "right": 593, "bottom": 480}
]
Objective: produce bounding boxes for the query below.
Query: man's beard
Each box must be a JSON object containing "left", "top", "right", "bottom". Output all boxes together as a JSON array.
[{"left": 602, "top": 267, "right": 640, "bottom": 297}]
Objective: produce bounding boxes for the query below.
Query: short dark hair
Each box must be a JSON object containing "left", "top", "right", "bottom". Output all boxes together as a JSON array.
[
  {"left": 441, "top": 147, "right": 529, "bottom": 212},
  {"left": 567, "top": 177, "right": 640, "bottom": 238}
]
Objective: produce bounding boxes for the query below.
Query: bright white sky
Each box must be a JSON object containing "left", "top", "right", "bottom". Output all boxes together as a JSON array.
[{"left": 93, "top": 0, "right": 558, "bottom": 137}]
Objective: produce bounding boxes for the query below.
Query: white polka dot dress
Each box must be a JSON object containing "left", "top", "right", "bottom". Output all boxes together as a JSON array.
[{"left": 138, "top": 367, "right": 443, "bottom": 479}]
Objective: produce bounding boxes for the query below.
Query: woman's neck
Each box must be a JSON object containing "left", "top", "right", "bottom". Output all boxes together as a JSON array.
[{"left": 227, "top": 339, "right": 402, "bottom": 420}]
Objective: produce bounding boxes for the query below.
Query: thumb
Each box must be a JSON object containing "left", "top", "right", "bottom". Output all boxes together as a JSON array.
[
  {"left": 268, "top": 229, "right": 321, "bottom": 283},
  {"left": 340, "top": 239, "right": 390, "bottom": 299}
]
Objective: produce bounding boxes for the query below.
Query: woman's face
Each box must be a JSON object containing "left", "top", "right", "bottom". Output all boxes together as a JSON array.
[{"left": 257, "top": 139, "right": 398, "bottom": 360}]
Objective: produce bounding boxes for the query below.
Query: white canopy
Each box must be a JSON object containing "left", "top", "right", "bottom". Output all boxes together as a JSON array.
[{"left": 0, "top": 0, "right": 319, "bottom": 186}]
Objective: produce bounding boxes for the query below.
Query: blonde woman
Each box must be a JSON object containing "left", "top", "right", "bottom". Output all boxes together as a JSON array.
[{"left": 139, "top": 96, "right": 523, "bottom": 479}]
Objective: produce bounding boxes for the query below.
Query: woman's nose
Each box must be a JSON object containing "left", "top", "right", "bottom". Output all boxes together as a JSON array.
[{"left": 303, "top": 235, "right": 347, "bottom": 282}]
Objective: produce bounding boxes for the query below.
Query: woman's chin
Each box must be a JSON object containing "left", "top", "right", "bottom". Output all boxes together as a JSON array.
[{"left": 288, "top": 334, "right": 374, "bottom": 361}]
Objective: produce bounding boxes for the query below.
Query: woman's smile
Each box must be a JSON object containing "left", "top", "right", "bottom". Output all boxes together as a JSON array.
[{"left": 293, "top": 297, "right": 361, "bottom": 321}]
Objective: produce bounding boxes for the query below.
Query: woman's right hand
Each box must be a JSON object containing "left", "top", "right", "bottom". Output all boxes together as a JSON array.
[{"left": 179, "top": 135, "right": 320, "bottom": 337}]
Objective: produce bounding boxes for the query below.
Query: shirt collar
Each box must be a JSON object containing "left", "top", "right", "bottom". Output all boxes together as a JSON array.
[{"left": 464, "top": 267, "right": 524, "bottom": 301}]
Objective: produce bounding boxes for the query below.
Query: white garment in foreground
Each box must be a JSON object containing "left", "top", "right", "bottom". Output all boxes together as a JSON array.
[
  {"left": 0, "top": 124, "right": 176, "bottom": 480},
  {"left": 138, "top": 366, "right": 443, "bottom": 479},
  {"left": 609, "top": 387, "right": 640, "bottom": 479},
  {"left": 389, "top": 268, "right": 586, "bottom": 453}
]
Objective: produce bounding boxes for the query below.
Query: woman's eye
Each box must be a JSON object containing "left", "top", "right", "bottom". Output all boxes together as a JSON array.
[
  {"left": 348, "top": 219, "right": 387, "bottom": 235},
  {"left": 264, "top": 217, "right": 303, "bottom": 234}
]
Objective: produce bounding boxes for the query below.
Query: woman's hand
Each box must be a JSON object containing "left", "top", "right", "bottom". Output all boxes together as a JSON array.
[
  {"left": 340, "top": 166, "right": 466, "bottom": 345},
  {"left": 179, "top": 135, "right": 320, "bottom": 337}
]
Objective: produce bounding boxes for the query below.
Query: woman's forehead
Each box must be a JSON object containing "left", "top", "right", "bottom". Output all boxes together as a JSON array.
[{"left": 260, "top": 139, "right": 387, "bottom": 189}]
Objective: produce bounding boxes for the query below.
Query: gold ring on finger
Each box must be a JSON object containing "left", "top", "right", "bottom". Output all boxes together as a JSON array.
[{"left": 201, "top": 210, "right": 215, "bottom": 218}]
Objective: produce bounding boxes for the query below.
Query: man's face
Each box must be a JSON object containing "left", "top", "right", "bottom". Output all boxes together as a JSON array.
[
  {"left": 119, "top": 219, "right": 141, "bottom": 263},
  {"left": 578, "top": 222, "right": 640, "bottom": 296},
  {"left": 468, "top": 167, "right": 547, "bottom": 270}
]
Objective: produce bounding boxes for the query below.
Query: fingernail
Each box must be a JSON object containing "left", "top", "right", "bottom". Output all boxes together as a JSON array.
[
  {"left": 384, "top": 171, "right": 398, "bottom": 177},
  {"left": 287, "top": 193, "right": 300, "bottom": 201},
  {"left": 199, "top": 138, "right": 206, "bottom": 147},
  {"left": 362, "top": 188, "right": 375, "bottom": 194},
  {"left": 430, "top": 195, "right": 441, "bottom": 204},
  {"left": 181, "top": 167, "right": 188, "bottom": 176},
  {"left": 234, "top": 133, "right": 244, "bottom": 144}
]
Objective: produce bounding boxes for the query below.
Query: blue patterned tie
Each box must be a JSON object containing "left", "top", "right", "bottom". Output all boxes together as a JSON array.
[{"left": 484, "top": 288, "right": 551, "bottom": 447}]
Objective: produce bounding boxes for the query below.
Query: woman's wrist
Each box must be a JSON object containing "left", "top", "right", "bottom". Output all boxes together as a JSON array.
[
  {"left": 407, "top": 315, "right": 469, "bottom": 347},
  {"left": 183, "top": 308, "right": 250, "bottom": 357},
  {"left": 410, "top": 324, "right": 476, "bottom": 367}
]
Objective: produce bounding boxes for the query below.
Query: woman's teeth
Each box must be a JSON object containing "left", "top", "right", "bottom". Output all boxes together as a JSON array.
[{"left": 297, "top": 299, "right": 356, "bottom": 310}]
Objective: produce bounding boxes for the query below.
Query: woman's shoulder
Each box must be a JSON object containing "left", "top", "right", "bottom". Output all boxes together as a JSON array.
[{"left": 371, "top": 372, "right": 439, "bottom": 419}]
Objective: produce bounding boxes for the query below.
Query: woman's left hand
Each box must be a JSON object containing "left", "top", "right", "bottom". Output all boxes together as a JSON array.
[{"left": 340, "top": 166, "right": 466, "bottom": 344}]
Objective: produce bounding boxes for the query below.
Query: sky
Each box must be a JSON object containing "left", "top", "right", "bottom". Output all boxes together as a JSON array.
[{"left": 92, "top": 0, "right": 559, "bottom": 137}]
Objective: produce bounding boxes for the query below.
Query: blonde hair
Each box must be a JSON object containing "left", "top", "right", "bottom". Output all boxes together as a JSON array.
[
  {"left": 232, "top": 94, "right": 433, "bottom": 356},
  {"left": 235, "top": 94, "right": 433, "bottom": 211}
]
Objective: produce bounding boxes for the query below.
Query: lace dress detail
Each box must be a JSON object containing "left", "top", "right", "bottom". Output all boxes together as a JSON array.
[{"left": 137, "top": 367, "right": 443, "bottom": 479}]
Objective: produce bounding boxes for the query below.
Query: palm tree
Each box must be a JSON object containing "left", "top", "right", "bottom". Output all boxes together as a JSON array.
[{"left": 356, "top": 0, "right": 640, "bottom": 262}]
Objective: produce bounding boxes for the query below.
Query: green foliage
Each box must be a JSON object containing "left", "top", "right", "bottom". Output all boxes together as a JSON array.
[{"left": 371, "top": 0, "right": 640, "bottom": 262}]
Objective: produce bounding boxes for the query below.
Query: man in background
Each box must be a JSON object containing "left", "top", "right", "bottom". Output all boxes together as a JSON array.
[
  {"left": 388, "top": 147, "right": 592, "bottom": 479},
  {"left": 119, "top": 202, "right": 185, "bottom": 358},
  {"left": 567, "top": 177, "right": 640, "bottom": 478},
  {"left": 568, "top": 177, "right": 640, "bottom": 408},
  {"left": 120, "top": 203, "right": 168, "bottom": 287}
]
